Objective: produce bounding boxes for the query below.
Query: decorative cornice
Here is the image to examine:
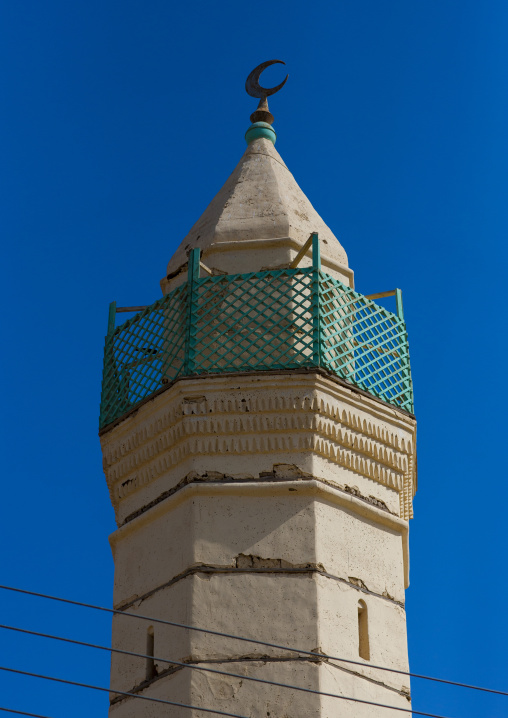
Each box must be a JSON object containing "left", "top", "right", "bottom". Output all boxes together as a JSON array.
[
  {"left": 101, "top": 373, "right": 416, "bottom": 520},
  {"left": 122, "top": 471, "right": 396, "bottom": 526}
]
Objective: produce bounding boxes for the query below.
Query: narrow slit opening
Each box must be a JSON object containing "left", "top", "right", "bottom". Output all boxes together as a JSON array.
[
  {"left": 358, "top": 600, "right": 370, "bottom": 661},
  {"left": 146, "top": 626, "right": 156, "bottom": 680}
]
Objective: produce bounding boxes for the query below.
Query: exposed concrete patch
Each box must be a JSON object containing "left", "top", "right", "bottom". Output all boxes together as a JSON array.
[
  {"left": 348, "top": 576, "right": 368, "bottom": 591},
  {"left": 259, "top": 463, "right": 313, "bottom": 480},
  {"left": 344, "top": 484, "right": 389, "bottom": 512},
  {"left": 236, "top": 554, "right": 325, "bottom": 571}
]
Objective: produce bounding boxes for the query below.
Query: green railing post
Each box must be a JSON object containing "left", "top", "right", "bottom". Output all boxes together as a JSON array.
[
  {"left": 100, "top": 301, "right": 119, "bottom": 428},
  {"left": 395, "top": 288, "right": 412, "bottom": 411},
  {"left": 311, "top": 233, "right": 321, "bottom": 366},
  {"left": 184, "top": 248, "right": 200, "bottom": 375},
  {"left": 395, "top": 288, "right": 404, "bottom": 322},
  {"left": 107, "top": 301, "right": 117, "bottom": 335},
  {"left": 400, "top": 332, "right": 413, "bottom": 412}
]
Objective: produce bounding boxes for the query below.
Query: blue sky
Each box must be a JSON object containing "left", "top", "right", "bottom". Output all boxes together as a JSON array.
[{"left": 1, "top": 1, "right": 507, "bottom": 716}]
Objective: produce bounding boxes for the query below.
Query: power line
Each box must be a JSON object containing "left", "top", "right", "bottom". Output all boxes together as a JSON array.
[
  {"left": 0, "top": 709, "right": 53, "bottom": 718},
  {"left": 0, "top": 664, "right": 453, "bottom": 718},
  {"left": 0, "top": 623, "right": 451, "bottom": 718},
  {"left": 0, "top": 666, "right": 247, "bottom": 718},
  {"left": 1, "top": 583, "right": 506, "bottom": 699}
]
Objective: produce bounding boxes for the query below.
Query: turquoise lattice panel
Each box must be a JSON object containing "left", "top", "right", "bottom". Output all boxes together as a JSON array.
[
  {"left": 319, "top": 273, "right": 413, "bottom": 413},
  {"left": 100, "top": 260, "right": 413, "bottom": 430},
  {"left": 99, "top": 284, "right": 188, "bottom": 428},
  {"left": 192, "top": 268, "right": 315, "bottom": 374}
]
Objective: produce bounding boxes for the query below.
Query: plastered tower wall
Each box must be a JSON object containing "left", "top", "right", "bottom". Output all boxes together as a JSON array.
[{"left": 100, "top": 106, "right": 416, "bottom": 717}]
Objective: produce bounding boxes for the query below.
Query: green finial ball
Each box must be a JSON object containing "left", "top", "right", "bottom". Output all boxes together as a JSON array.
[{"left": 245, "top": 122, "right": 276, "bottom": 145}]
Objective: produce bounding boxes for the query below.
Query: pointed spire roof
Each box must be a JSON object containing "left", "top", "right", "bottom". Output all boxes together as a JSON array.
[{"left": 165, "top": 137, "right": 349, "bottom": 278}]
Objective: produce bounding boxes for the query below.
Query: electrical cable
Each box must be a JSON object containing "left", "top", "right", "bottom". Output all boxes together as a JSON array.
[
  {"left": 0, "top": 666, "right": 247, "bottom": 718},
  {"left": 1, "top": 583, "right": 506, "bottom": 698},
  {"left": 0, "top": 623, "right": 448, "bottom": 718},
  {"left": 0, "top": 664, "right": 452, "bottom": 718},
  {"left": 0, "top": 711, "right": 52, "bottom": 718}
]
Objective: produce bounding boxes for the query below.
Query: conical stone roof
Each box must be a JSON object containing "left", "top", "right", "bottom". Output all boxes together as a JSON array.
[{"left": 162, "top": 136, "right": 352, "bottom": 291}]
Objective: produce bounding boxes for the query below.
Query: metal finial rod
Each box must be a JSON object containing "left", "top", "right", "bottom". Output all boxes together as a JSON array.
[{"left": 245, "top": 60, "right": 288, "bottom": 124}]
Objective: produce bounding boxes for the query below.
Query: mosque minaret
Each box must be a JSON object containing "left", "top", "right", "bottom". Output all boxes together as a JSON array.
[{"left": 99, "top": 60, "right": 416, "bottom": 717}]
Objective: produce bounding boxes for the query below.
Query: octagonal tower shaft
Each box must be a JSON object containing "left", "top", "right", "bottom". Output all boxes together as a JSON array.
[{"left": 100, "top": 119, "right": 416, "bottom": 717}]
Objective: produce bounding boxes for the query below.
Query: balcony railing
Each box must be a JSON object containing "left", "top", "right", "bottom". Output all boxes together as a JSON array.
[{"left": 99, "top": 240, "right": 413, "bottom": 430}]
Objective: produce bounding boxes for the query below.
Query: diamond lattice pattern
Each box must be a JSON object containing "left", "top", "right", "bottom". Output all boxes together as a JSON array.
[
  {"left": 193, "top": 269, "right": 314, "bottom": 374},
  {"left": 320, "top": 273, "right": 413, "bottom": 413},
  {"left": 100, "top": 284, "right": 187, "bottom": 428},
  {"left": 99, "top": 269, "right": 413, "bottom": 429}
]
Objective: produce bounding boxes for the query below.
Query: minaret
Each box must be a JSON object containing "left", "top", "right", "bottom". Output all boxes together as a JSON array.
[{"left": 100, "top": 61, "right": 416, "bottom": 717}]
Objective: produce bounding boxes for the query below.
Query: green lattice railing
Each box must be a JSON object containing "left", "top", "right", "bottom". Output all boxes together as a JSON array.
[{"left": 99, "top": 241, "right": 413, "bottom": 430}]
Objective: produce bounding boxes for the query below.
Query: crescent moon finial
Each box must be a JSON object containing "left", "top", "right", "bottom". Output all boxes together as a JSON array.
[
  {"left": 245, "top": 60, "right": 288, "bottom": 127},
  {"left": 245, "top": 60, "right": 288, "bottom": 99}
]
